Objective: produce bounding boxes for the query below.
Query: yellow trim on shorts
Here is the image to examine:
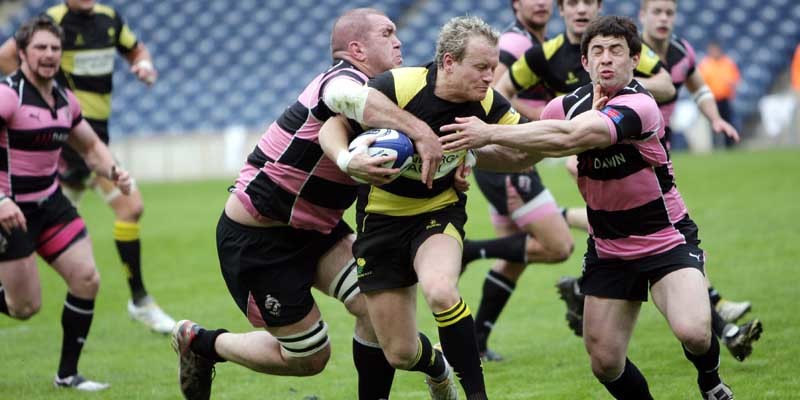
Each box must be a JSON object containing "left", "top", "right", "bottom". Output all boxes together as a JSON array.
[
  {"left": 364, "top": 186, "right": 458, "bottom": 216},
  {"left": 443, "top": 223, "right": 463, "bottom": 249},
  {"left": 113, "top": 221, "right": 140, "bottom": 241}
]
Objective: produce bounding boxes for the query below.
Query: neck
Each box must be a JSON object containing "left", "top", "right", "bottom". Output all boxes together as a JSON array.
[
  {"left": 336, "top": 54, "right": 377, "bottom": 78},
  {"left": 21, "top": 67, "right": 54, "bottom": 96},
  {"left": 519, "top": 17, "right": 546, "bottom": 42},
  {"left": 566, "top": 30, "right": 581, "bottom": 45},
  {"left": 434, "top": 68, "right": 466, "bottom": 103}
]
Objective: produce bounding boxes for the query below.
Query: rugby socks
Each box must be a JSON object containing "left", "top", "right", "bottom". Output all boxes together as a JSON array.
[
  {"left": 353, "top": 336, "right": 395, "bottom": 399},
  {"left": 113, "top": 221, "right": 147, "bottom": 303},
  {"left": 58, "top": 293, "right": 94, "bottom": 378},
  {"left": 434, "top": 298, "right": 486, "bottom": 398},
  {"left": 708, "top": 287, "right": 722, "bottom": 306},
  {"left": 474, "top": 270, "right": 516, "bottom": 352},
  {"left": 462, "top": 233, "right": 527, "bottom": 265},
  {"left": 683, "top": 336, "right": 722, "bottom": 392},
  {"left": 409, "top": 332, "right": 447, "bottom": 379},
  {"left": 190, "top": 327, "right": 229, "bottom": 363},
  {"left": 600, "top": 358, "right": 653, "bottom": 399},
  {"left": 0, "top": 285, "right": 8, "bottom": 315},
  {"left": 711, "top": 307, "right": 730, "bottom": 339}
]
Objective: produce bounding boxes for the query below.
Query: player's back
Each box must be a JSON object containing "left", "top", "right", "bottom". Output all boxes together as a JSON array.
[{"left": 231, "top": 60, "right": 368, "bottom": 233}]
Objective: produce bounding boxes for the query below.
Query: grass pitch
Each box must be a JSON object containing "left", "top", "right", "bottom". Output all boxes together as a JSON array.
[{"left": 1, "top": 148, "right": 798, "bottom": 399}]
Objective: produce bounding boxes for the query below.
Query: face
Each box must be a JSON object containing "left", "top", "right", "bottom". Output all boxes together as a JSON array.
[
  {"left": 514, "top": 0, "right": 553, "bottom": 30},
  {"left": 560, "top": 0, "right": 601, "bottom": 39},
  {"left": 639, "top": 0, "right": 676, "bottom": 41},
  {"left": 66, "top": 0, "right": 96, "bottom": 12},
  {"left": 446, "top": 36, "right": 499, "bottom": 102},
  {"left": 582, "top": 35, "right": 639, "bottom": 92},
  {"left": 20, "top": 30, "right": 62, "bottom": 81},
  {"left": 361, "top": 14, "right": 403, "bottom": 73}
]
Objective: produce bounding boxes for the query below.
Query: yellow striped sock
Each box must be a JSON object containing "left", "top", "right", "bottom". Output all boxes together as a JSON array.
[
  {"left": 113, "top": 221, "right": 140, "bottom": 242},
  {"left": 434, "top": 298, "right": 471, "bottom": 328}
]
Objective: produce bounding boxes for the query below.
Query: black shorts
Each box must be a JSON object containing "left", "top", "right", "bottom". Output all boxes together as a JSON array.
[
  {"left": 216, "top": 212, "right": 352, "bottom": 328},
  {"left": 579, "top": 217, "right": 705, "bottom": 302},
  {"left": 59, "top": 119, "right": 109, "bottom": 186},
  {"left": 0, "top": 189, "right": 87, "bottom": 262},
  {"left": 473, "top": 168, "right": 546, "bottom": 216},
  {"left": 353, "top": 202, "right": 466, "bottom": 292}
]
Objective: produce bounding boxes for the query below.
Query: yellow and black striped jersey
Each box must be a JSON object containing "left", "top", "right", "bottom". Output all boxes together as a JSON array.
[
  {"left": 509, "top": 33, "right": 663, "bottom": 97},
  {"left": 355, "top": 63, "right": 521, "bottom": 217},
  {"left": 45, "top": 3, "right": 138, "bottom": 123}
]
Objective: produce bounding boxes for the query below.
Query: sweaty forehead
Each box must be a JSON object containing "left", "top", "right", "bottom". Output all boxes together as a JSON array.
[
  {"left": 30, "top": 30, "right": 61, "bottom": 45},
  {"left": 464, "top": 36, "right": 498, "bottom": 61},
  {"left": 367, "top": 14, "right": 394, "bottom": 32}
]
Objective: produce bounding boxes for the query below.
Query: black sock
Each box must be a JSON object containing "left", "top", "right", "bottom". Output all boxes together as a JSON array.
[
  {"left": 0, "top": 285, "right": 8, "bottom": 315},
  {"left": 190, "top": 328, "right": 228, "bottom": 363},
  {"left": 601, "top": 358, "right": 653, "bottom": 399},
  {"left": 353, "top": 336, "right": 395, "bottom": 399},
  {"left": 113, "top": 221, "right": 147, "bottom": 302},
  {"left": 560, "top": 207, "right": 569, "bottom": 220},
  {"left": 708, "top": 287, "right": 721, "bottom": 307},
  {"left": 408, "top": 332, "right": 446, "bottom": 379},
  {"left": 58, "top": 293, "right": 95, "bottom": 378},
  {"left": 683, "top": 336, "right": 722, "bottom": 392},
  {"left": 711, "top": 307, "right": 727, "bottom": 338},
  {"left": 462, "top": 233, "right": 527, "bottom": 265},
  {"left": 435, "top": 298, "right": 486, "bottom": 397},
  {"left": 474, "top": 270, "right": 516, "bottom": 352}
]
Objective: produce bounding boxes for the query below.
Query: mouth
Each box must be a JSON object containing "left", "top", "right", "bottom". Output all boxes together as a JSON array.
[
  {"left": 656, "top": 26, "right": 670, "bottom": 34},
  {"left": 599, "top": 69, "right": 614, "bottom": 79},
  {"left": 575, "top": 18, "right": 590, "bottom": 25}
]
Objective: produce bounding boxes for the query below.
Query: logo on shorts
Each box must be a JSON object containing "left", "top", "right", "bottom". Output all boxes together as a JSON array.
[
  {"left": 426, "top": 219, "right": 441, "bottom": 230},
  {"left": 688, "top": 252, "right": 702, "bottom": 262},
  {"left": 356, "top": 258, "right": 370, "bottom": 278},
  {"left": 264, "top": 295, "right": 281, "bottom": 317}
]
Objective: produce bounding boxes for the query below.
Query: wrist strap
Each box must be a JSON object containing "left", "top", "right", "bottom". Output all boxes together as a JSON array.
[{"left": 336, "top": 149, "right": 354, "bottom": 172}]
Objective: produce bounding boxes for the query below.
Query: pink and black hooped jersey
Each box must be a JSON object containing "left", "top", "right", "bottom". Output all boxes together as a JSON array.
[
  {"left": 0, "top": 71, "right": 83, "bottom": 204},
  {"left": 541, "top": 81, "right": 690, "bottom": 260},
  {"left": 232, "top": 60, "right": 368, "bottom": 233},
  {"left": 646, "top": 36, "right": 697, "bottom": 124},
  {"left": 498, "top": 20, "right": 551, "bottom": 110}
]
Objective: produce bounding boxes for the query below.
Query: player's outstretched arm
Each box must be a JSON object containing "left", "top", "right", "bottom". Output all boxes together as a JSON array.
[
  {"left": 124, "top": 43, "right": 157, "bottom": 85},
  {"left": 685, "top": 71, "right": 740, "bottom": 143},
  {"left": 67, "top": 120, "right": 132, "bottom": 194},
  {"left": 440, "top": 111, "right": 613, "bottom": 157},
  {"left": 318, "top": 116, "right": 400, "bottom": 186}
]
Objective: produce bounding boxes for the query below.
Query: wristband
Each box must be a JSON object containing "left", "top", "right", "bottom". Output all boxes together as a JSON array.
[
  {"left": 336, "top": 149, "right": 354, "bottom": 172},
  {"left": 134, "top": 59, "right": 154, "bottom": 71}
]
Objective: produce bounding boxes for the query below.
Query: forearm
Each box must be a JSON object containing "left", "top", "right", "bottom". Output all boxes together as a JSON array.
[
  {"left": 81, "top": 139, "right": 117, "bottom": 179},
  {"left": 361, "top": 90, "right": 430, "bottom": 141},
  {"left": 697, "top": 97, "right": 723, "bottom": 122},
  {"left": 318, "top": 118, "right": 351, "bottom": 164},
  {"left": 637, "top": 75, "right": 676, "bottom": 103},
  {"left": 124, "top": 43, "right": 153, "bottom": 65},
  {"left": 474, "top": 145, "right": 543, "bottom": 172}
]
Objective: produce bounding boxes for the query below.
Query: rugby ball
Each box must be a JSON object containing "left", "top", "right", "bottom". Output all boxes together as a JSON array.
[{"left": 347, "top": 128, "right": 415, "bottom": 183}]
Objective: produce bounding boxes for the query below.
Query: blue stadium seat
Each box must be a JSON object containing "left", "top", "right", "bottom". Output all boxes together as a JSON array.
[{"left": 1, "top": 0, "right": 797, "bottom": 136}]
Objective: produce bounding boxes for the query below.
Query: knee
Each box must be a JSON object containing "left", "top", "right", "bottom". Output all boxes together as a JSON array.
[
  {"left": 421, "top": 282, "right": 460, "bottom": 313},
  {"left": 589, "top": 349, "right": 625, "bottom": 381},
  {"left": 115, "top": 197, "right": 144, "bottom": 221},
  {"left": 674, "top": 323, "right": 711, "bottom": 353},
  {"left": 68, "top": 267, "right": 101, "bottom": 298},
  {"left": 382, "top": 342, "right": 420, "bottom": 370},
  {"left": 287, "top": 346, "right": 331, "bottom": 376},
  {"left": 8, "top": 299, "right": 41, "bottom": 320},
  {"left": 529, "top": 236, "right": 574, "bottom": 263}
]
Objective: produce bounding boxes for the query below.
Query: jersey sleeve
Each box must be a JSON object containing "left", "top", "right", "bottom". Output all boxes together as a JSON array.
[
  {"left": 540, "top": 96, "right": 566, "bottom": 120},
  {"left": 498, "top": 31, "right": 531, "bottom": 68},
  {"left": 509, "top": 45, "right": 546, "bottom": 91},
  {"left": 682, "top": 39, "right": 697, "bottom": 76},
  {"left": 318, "top": 68, "right": 369, "bottom": 105},
  {"left": 65, "top": 89, "right": 84, "bottom": 128},
  {"left": 115, "top": 11, "right": 139, "bottom": 53},
  {"left": 596, "top": 94, "right": 661, "bottom": 144},
  {"left": 635, "top": 44, "right": 663, "bottom": 76},
  {"left": 0, "top": 85, "right": 19, "bottom": 126},
  {"left": 487, "top": 90, "right": 522, "bottom": 126}
]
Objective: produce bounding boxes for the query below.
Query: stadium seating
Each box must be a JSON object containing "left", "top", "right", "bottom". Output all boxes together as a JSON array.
[{"left": 2, "top": 0, "right": 798, "bottom": 137}]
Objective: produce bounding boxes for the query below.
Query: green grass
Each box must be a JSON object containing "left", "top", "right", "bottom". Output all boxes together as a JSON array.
[{"left": 1, "top": 149, "right": 798, "bottom": 399}]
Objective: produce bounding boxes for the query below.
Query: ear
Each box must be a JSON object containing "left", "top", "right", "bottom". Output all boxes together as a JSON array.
[
  {"left": 631, "top": 53, "right": 640, "bottom": 69},
  {"left": 581, "top": 54, "right": 589, "bottom": 71},
  {"left": 348, "top": 41, "right": 367, "bottom": 62},
  {"left": 443, "top": 53, "right": 456, "bottom": 72}
]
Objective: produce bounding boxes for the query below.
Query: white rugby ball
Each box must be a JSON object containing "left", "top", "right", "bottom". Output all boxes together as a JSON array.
[{"left": 347, "top": 128, "right": 415, "bottom": 184}]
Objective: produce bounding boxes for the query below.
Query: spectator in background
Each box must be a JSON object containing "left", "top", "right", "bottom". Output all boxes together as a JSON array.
[
  {"left": 698, "top": 41, "right": 740, "bottom": 148},
  {"left": 791, "top": 43, "right": 800, "bottom": 143}
]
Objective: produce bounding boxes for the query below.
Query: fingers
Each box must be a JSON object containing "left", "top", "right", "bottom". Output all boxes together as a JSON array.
[{"left": 439, "top": 122, "right": 466, "bottom": 134}]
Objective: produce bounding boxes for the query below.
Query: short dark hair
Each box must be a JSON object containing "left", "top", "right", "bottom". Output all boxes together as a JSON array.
[
  {"left": 15, "top": 16, "right": 64, "bottom": 52},
  {"left": 580, "top": 15, "right": 641, "bottom": 58}
]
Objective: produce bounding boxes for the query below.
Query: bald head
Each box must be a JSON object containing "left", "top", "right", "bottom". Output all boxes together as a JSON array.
[{"left": 331, "top": 8, "right": 386, "bottom": 55}]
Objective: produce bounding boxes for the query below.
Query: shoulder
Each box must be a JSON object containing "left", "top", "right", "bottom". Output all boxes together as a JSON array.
[
  {"left": 541, "top": 95, "right": 567, "bottom": 120},
  {"left": 541, "top": 34, "right": 565, "bottom": 59},
  {"left": 44, "top": 4, "right": 69, "bottom": 22},
  {"left": 93, "top": 3, "right": 120, "bottom": 19}
]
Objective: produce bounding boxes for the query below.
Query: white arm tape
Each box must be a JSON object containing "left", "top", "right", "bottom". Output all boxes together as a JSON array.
[
  {"left": 323, "top": 77, "right": 369, "bottom": 122},
  {"left": 693, "top": 85, "right": 714, "bottom": 105},
  {"left": 336, "top": 149, "right": 354, "bottom": 173},
  {"left": 465, "top": 150, "right": 477, "bottom": 168},
  {"left": 134, "top": 59, "right": 154, "bottom": 71}
]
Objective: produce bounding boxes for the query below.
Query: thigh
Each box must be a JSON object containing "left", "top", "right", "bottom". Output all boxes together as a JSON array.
[
  {"left": 313, "top": 230, "right": 358, "bottom": 303},
  {"left": 353, "top": 214, "right": 418, "bottom": 293},
  {"left": 34, "top": 191, "right": 88, "bottom": 263},
  {"left": 48, "top": 236, "right": 98, "bottom": 291},
  {"left": 0, "top": 256, "right": 41, "bottom": 305},
  {"left": 583, "top": 295, "right": 641, "bottom": 359},
  {"left": 580, "top": 251, "right": 650, "bottom": 302},
  {"left": 650, "top": 267, "right": 710, "bottom": 332}
]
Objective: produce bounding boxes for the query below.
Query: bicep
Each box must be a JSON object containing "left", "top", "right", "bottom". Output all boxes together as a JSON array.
[{"left": 66, "top": 120, "right": 99, "bottom": 153}]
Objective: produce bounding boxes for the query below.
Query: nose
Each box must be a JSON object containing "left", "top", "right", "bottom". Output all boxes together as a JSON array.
[{"left": 393, "top": 35, "right": 402, "bottom": 48}]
